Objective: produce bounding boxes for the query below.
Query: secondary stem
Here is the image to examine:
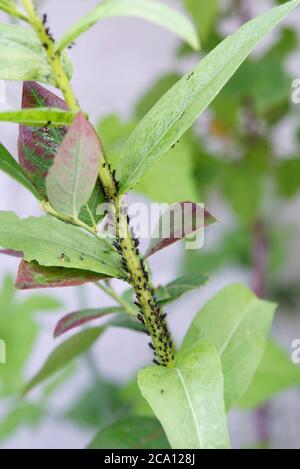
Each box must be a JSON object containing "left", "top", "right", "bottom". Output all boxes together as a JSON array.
[
  {"left": 23, "top": 0, "right": 175, "bottom": 368},
  {"left": 96, "top": 282, "right": 137, "bottom": 317},
  {"left": 20, "top": 0, "right": 79, "bottom": 112}
]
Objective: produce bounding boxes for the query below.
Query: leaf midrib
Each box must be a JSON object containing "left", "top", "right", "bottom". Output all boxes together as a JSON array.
[{"left": 175, "top": 367, "right": 202, "bottom": 449}]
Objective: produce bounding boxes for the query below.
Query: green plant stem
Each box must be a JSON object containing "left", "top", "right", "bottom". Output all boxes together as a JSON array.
[
  {"left": 96, "top": 281, "right": 137, "bottom": 317},
  {"left": 20, "top": 0, "right": 79, "bottom": 112},
  {"left": 1, "top": 2, "right": 29, "bottom": 22},
  {"left": 98, "top": 164, "right": 175, "bottom": 367},
  {"left": 24, "top": 0, "right": 175, "bottom": 368}
]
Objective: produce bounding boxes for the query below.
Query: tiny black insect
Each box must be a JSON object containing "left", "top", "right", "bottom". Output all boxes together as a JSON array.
[
  {"left": 42, "top": 13, "right": 47, "bottom": 25},
  {"left": 148, "top": 342, "right": 155, "bottom": 351},
  {"left": 137, "top": 313, "right": 145, "bottom": 325}
]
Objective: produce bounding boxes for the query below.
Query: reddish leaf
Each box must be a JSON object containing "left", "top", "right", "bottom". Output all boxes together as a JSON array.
[
  {"left": 54, "top": 307, "right": 124, "bottom": 338},
  {"left": 18, "top": 81, "right": 68, "bottom": 198},
  {"left": 0, "top": 249, "right": 23, "bottom": 258},
  {"left": 54, "top": 310, "right": 145, "bottom": 338},
  {"left": 15, "top": 260, "right": 106, "bottom": 290},
  {"left": 146, "top": 202, "right": 217, "bottom": 258},
  {"left": 46, "top": 112, "right": 102, "bottom": 218},
  {"left": 18, "top": 82, "right": 105, "bottom": 226}
]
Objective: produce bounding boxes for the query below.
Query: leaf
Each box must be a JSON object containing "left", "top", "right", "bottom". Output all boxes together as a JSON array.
[
  {"left": 116, "top": 0, "right": 300, "bottom": 193},
  {"left": 0, "top": 23, "right": 72, "bottom": 85},
  {"left": 66, "top": 382, "right": 125, "bottom": 428},
  {"left": 46, "top": 113, "right": 101, "bottom": 219},
  {"left": 0, "top": 0, "right": 28, "bottom": 23},
  {"left": 0, "top": 143, "right": 41, "bottom": 199},
  {"left": 0, "top": 404, "right": 43, "bottom": 442},
  {"left": 155, "top": 272, "right": 209, "bottom": 304},
  {"left": 146, "top": 202, "right": 216, "bottom": 258},
  {"left": 183, "top": 0, "right": 219, "bottom": 44},
  {"left": 54, "top": 311, "right": 145, "bottom": 338},
  {"left": 57, "top": 0, "right": 199, "bottom": 53},
  {"left": 18, "top": 81, "right": 68, "bottom": 198},
  {"left": 277, "top": 157, "right": 300, "bottom": 198},
  {"left": 223, "top": 164, "right": 262, "bottom": 224},
  {"left": 0, "top": 108, "right": 77, "bottom": 126},
  {"left": 18, "top": 81, "right": 105, "bottom": 225},
  {"left": 238, "top": 340, "right": 300, "bottom": 409},
  {"left": 0, "top": 276, "right": 59, "bottom": 397},
  {"left": 23, "top": 327, "right": 103, "bottom": 394},
  {"left": 15, "top": 260, "right": 106, "bottom": 290},
  {"left": 135, "top": 137, "right": 199, "bottom": 204},
  {"left": 97, "top": 113, "right": 198, "bottom": 204},
  {"left": 0, "top": 249, "right": 23, "bottom": 257},
  {"left": 182, "top": 284, "right": 277, "bottom": 411},
  {"left": 138, "top": 341, "right": 230, "bottom": 449},
  {"left": 88, "top": 417, "right": 170, "bottom": 449},
  {"left": 0, "top": 212, "right": 124, "bottom": 278},
  {"left": 54, "top": 307, "right": 125, "bottom": 337}
]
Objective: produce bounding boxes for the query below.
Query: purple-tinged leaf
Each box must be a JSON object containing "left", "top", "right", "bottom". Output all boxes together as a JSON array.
[
  {"left": 54, "top": 310, "right": 145, "bottom": 338},
  {"left": 15, "top": 260, "right": 107, "bottom": 290},
  {"left": 0, "top": 249, "right": 23, "bottom": 258},
  {"left": 46, "top": 112, "right": 102, "bottom": 219},
  {"left": 146, "top": 202, "right": 217, "bottom": 258},
  {"left": 54, "top": 307, "right": 125, "bottom": 338},
  {"left": 18, "top": 82, "right": 105, "bottom": 226},
  {"left": 18, "top": 81, "right": 68, "bottom": 198}
]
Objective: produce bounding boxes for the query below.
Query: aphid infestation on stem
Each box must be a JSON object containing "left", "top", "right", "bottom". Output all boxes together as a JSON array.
[{"left": 20, "top": 0, "right": 175, "bottom": 367}]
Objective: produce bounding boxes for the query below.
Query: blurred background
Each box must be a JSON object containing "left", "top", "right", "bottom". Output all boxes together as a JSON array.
[{"left": 0, "top": 0, "right": 300, "bottom": 449}]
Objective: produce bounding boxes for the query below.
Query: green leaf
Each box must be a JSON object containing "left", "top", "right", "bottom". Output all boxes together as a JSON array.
[
  {"left": 223, "top": 163, "right": 262, "bottom": 224},
  {"left": 97, "top": 113, "right": 198, "bottom": 204},
  {"left": 277, "top": 157, "right": 300, "bottom": 198},
  {"left": 238, "top": 340, "right": 300, "bottom": 409},
  {"left": 0, "top": 212, "right": 124, "bottom": 278},
  {"left": 0, "top": 404, "right": 43, "bottom": 442},
  {"left": 156, "top": 272, "right": 209, "bottom": 304},
  {"left": 46, "top": 113, "right": 101, "bottom": 219},
  {"left": 116, "top": 0, "right": 300, "bottom": 193},
  {"left": 183, "top": 284, "right": 277, "bottom": 411},
  {"left": 66, "top": 382, "right": 125, "bottom": 429},
  {"left": 15, "top": 260, "right": 106, "bottom": 290},
  {"left": 135, "top": 137, "right": 199, "bottom": 204},
  {"left": 183, "top": 0, "right": 219, "bottom": 44},
  {"left": 88, "top": 417, "right": 170, "bottom": 449},
  {"left": 0, "top": 143, "right": 41, "bottom": 200},
  {"left": 0, "top": 276, "right": 59, "bottom": 397},
  {"left": 122, "top": 272, "right": 209, "bottom": 309},
  {"left": 57, "top": 0, "right": 199, "bottom": 53},
  {"left": 138, "top": 341, "right": 230, "bottom": 449},
  {"left": 0, "top": 108, "right": 76, "bottom": 126},
  {"left": 23, "top": 327, "right": 103, "bottom": 394},
  {"left": 0, "top": 23, "right": 72, "bottom": 85}
]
